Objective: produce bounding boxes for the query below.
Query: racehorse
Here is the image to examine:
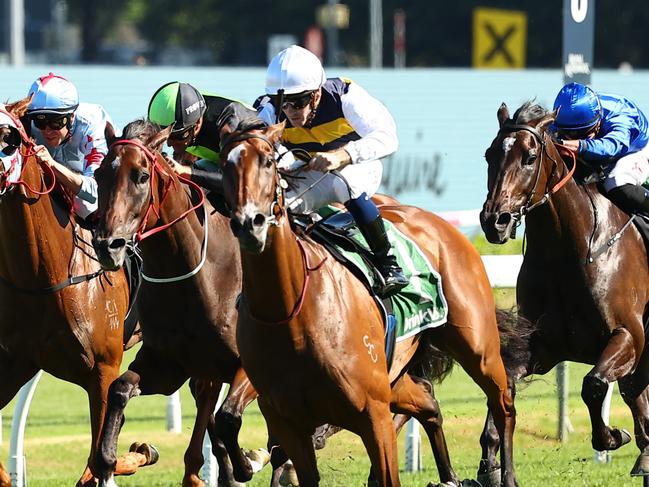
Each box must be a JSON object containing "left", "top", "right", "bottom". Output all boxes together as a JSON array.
[
  {"left": 91, "top": 119, "right": 263, "bottom": 487},
  {"left": 0, "top": 98, "right": 155, "bottom": 486},
  {"left": 218, "top": 121, "right": 519, "bottom": 487},
  {"left": 480, "top": 101, "right": 649, "bottom": 482}
]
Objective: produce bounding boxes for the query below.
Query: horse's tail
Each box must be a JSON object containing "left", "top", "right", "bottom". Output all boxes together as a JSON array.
[
  {"left": 412, "top": 336, "right": 455, "bottom": 384},
  {"left": 496, "top": 307, "right": 534, "bottom": 379}
]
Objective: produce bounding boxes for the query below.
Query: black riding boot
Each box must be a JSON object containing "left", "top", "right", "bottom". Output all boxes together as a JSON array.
[
  {"left": 607, "top": 184, "right": 649, "bottom": 217},
  {"left": 357, "top": 216, "right": 409, "bottom": 297}
]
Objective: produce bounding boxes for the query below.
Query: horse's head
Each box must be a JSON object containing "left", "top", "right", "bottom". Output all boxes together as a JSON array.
[
  {"left": 0, "top": 96, "right": 33, "bottom": 194},
  {"left": 93, "top": 120, "right": 171, "bottom": 270},
  {"left": 480, "top": 102, "right": 560, "bottom": 244},
  {"left": 220, "top": 122, "right": 286, "bottom": 254}
]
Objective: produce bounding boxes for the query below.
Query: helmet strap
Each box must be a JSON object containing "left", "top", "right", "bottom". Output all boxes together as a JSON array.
[
  {"left": 274, "top": 89, "right": 285, "bottom": 124},
  {"left": 305, "top": 90, "right": 319, "bottom": 127}
]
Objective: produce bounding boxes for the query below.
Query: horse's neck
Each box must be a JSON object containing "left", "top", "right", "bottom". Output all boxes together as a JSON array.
[
  {"left": 525, "top": 177, "right": 598, "bottom": 258},
  {"left": 0, "top": 159, "right": 73, "bottom": 283},
  {"left": 240, "top": 220, "right": 306, "bottom": 322}
]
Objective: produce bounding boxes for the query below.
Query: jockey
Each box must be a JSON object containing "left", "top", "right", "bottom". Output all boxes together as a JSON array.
[
  {"left": 256, "top": 44, "right": 408, "bottom": 297},
  {"left": 25, "top": 73, "right": 113, "bottom": 219},
  {"left": 553, "top": 82, "right": 649, "bottom": 217},
  {"left": 147, "top": 81, "right": 262, "bottom": 214}
]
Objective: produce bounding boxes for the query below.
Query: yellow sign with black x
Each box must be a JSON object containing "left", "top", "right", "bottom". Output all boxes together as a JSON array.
[{"left": 473, "top": 7, "right": 527, "bottom": 68}]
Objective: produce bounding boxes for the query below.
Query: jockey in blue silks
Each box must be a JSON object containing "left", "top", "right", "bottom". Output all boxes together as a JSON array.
[{"left": 553, "top": 82, "right": 649, "bottom": 217}]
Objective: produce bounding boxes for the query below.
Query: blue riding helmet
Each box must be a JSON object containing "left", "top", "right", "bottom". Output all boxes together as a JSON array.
[{"left": 553, "top": 82, "right": 602, "bottom": 132}]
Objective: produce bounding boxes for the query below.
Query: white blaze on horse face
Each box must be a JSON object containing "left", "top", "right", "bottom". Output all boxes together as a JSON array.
[
  {"left": 502, "top": 137, "right": 516, "bottom": 153},
  {"left": 227, "top": 145, "right": 245, "bottom": 165}
]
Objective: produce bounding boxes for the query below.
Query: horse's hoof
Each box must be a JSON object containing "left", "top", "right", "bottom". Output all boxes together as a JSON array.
[
  {"left": 135, "top": 443, "right": 159, "bottom": 466},
  {"left": 245, "top": 448, "right": 271, "bottom": 473},
  {"left": 630, "top": 454, "right": 649, "bottom": 476},
  {"left": 476, "top": 467, "right": 500, "bottom": 487},
  {"left": 279, "top": 462, "right": 299, "bottom": 487}
]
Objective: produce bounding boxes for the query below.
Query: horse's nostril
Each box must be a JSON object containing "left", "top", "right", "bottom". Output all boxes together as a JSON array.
[
  {"left": 108, "top": 238, "right": 126, "bottom": 250},
  {"left": 253, "top": 214, "right": 266, "bottom": 227},
  {"left": 496, "top": 213, "right": 512, "bottom": 227}
]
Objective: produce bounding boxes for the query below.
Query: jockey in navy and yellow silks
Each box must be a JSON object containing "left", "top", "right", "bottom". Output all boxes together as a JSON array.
[{"left": 257, "top": 45, "right": 408, "bottom": 297}]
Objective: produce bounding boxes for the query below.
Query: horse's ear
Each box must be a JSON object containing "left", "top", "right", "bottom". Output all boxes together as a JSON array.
[
  {"left": 497, "top": 103, "right": 510, "bottom": 128},
  {"left": 537, "top": 109, "right": 558, "bottom": 133},
  {"left": 104, "top": 121, "right": 117, "bottom": 146},
  {"left": 145, "top": 125, "right": 172, "bottom": 152},
  {"left": 264, "top": 121, "right": 285, "bottom": 145},
  {"left": 6, "top": 94, "right": 33, "bottom": 119}
]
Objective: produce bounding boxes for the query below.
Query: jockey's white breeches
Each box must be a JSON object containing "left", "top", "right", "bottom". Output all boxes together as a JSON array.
[
  {"left": 603, "top": 142, "right": 649, "bottom": 191},
  {"left": 285, "top": 159, "right": 383, "bottom": 214}
]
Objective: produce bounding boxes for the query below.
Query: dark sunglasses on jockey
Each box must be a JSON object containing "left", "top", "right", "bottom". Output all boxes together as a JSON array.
[
  {"left": 0, "top": 125, "right": 21, "bottom": 156},
  {"left": 270, "top": 91, "right": 315, "bottom": 111},
  {"left": 168, "top": 125, "right": 197, "bottom": 142},
  {"left": 32, "top": 114, "right": 69, "bottom": 131}
]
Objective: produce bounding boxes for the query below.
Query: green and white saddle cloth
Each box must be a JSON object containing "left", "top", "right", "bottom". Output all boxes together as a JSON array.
[{"left": 314, "top": 207, "right": 448, "bottom": 342}]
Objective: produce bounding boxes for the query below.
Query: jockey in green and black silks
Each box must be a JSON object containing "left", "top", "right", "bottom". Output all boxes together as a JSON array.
[{"left": 147, "top": 81, "right": 263, "bottom": 215}]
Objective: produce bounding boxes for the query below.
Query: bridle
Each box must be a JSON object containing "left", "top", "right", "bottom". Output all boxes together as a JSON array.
[
  {"left": 221, "top": 131, "right": 286, "bottom": 227},
  {"left": 109, "top": 139, "right": 205, "bottom": 242},
  {"left": 495, "top": 121, "right": 577, "bottom": 231}
]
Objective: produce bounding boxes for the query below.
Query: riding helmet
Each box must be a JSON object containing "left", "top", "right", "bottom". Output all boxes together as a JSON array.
[
  {"left": 147, "top": 82, "right": 206, "bottom": 132},
  {"left": 26, "top": 73, "right": 79, "bottom": 116},
  {"left": 265, "top": 45, "right": 326, "bottom": 95},
  {"left": 553, "top": 82, "right": 602, "bottom": 131}
]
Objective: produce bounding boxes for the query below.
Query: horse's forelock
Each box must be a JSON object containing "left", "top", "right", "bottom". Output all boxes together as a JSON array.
[
  {"left": 512, "top": 100, "right": 548, "bottom": 125},
  {"left": 122, "top": 118, "right": 160, "bottom": 141}
]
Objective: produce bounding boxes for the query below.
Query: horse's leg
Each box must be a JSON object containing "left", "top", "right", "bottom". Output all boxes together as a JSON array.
[
  {"left": 183, "top": 378, "right": 223, "bottom": 487},
  {"left": 358, "top": 399, "right": 401, "bottom": 487},
  {"left": 94, "top": 346, "right": 188, "bottom": 485},
  {"left": 213, "top": 367, "right": 262, "bottom": 483},
  {"left": 80, "top": 358, "right": 123, "bottom": 487},
  {"left": 258, "top": 398, "right": 320, "bottom": 487},
  {"left": 584, "top": 326, "right": 637, "bottom": 451},
  {"left": 389, "top": 374, "right": 459, "bottom": 487},
  {"left": 0, "top": 355, "right": 39, "bottom": 487},
  {"left": 619, "top": 364, "right": 649, "bottom": 476},
  {"left": 435, "top": 324, "right": 517, "bottom": 487}
]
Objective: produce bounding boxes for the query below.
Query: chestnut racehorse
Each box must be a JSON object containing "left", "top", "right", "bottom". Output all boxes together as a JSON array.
[
  {"left": 219, "top": 122, "right": 518, "bottom": 487},
  {"left": 92, "top": 120, "right": 262, "bottom": 487},
  {"left": 0, "top": 99, "right": 153, "bottom": 486},
  {"left": 480, "top": 101, "right": 649, "bottom": 483}
]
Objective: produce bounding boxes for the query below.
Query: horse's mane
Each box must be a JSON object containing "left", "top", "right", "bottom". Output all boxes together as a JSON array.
[
  {"left": 512, "top": 100, "right": 547, "bottom": 124},
  {"left": 122, "top": 118, "right": 160, "bottom": 141}
]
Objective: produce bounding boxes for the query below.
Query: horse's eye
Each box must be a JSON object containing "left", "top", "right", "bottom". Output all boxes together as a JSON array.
[
  {"left": 138, "top": 173, "right": 150, "bottom": 184},
  {"left": 523, "top": 149, "right": 537, "bottom": 166}
]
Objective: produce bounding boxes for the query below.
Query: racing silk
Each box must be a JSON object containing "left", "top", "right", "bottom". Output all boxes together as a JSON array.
[
  {"left": 31, "top": 102, "right": 112, "bottom": 218},
  {"left": 258, "top": 77, "right": 398, "bottom": 164},
  {"left": 188, "top": 93, "right": 252, "bottom": 162},
  {"left": 579, "top": 92, "right": 649, "bottom": 162}
]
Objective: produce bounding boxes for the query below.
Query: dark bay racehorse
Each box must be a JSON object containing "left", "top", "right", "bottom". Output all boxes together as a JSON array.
[
  {"left": 0, "top": 98, "right": 154, "bottom": 486},
  {"left": 219, "top": 122, "right": 519, "bottom": 487},
  {"left": 91, "top": 120, "right": 262, "bottom": 487},
  {"left": 480, "top": 101, "right": 649, "bottom": 482}
]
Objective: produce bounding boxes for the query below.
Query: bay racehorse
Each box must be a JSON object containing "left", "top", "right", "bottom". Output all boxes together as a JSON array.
[
  {"left": 480, "top": 101, "right": 649, "bottom": 482},
  {"left": 219, "top": 122, "right": 519, "bottom": 487},
  {"left": 91, "top": 119, "right": 264, "bottom": 487},
  {"left": 0, "top": 98, "right": 155, "bottom": 486}
]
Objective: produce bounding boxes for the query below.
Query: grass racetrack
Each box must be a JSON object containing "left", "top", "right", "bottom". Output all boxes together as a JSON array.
[{"left": 0, "top": 342, "right": 642, "bottom": 486}]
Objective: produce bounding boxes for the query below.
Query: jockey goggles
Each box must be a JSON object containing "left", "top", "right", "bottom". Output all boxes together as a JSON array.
[
  {"left": 168, "top": 125, "right": 196, "bottom": 142},
  {"left": 270, "top": 91, "right": 315, "bottom": 110},
  {"left": 32, "top": 114, "right": 69, "bottom": 131}
]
